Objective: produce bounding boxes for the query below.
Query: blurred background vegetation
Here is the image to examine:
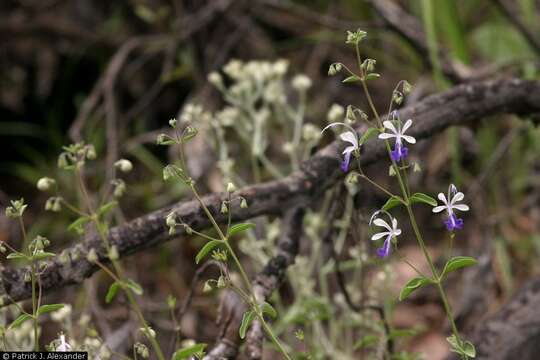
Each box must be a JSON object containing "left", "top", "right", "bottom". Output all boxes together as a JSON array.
[{"left": 1, "top": 0, "right": 540, "bottom": 359}]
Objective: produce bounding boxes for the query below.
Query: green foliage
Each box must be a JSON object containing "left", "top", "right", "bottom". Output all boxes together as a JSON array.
[
  {"left": 172, "top": 343, "right": 207, "bottom": 359},
  {"left": 399, "top": 277, "right": 433, "bottom": 301}
]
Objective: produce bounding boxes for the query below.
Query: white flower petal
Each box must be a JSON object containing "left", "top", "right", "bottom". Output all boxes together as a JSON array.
[
  {"left": 392, "top": 218, "right": 398, "bottom": 229},
  {"left": 378, "top": 133, "right": 396, "bottom": 140},
  {"left": 452, "top": 192, "right": 464, "bottom": 203},
  {"left": 371, "top": 231, "right": 389, "bottom": 241},
  {"left": 340, "top": 131, "right": 358, "bottom": 147},
  {"left": 453, "top": 204, "right": 469, "bottom": 212},
  {"left": 437, "top": 193, "right": 448, "bottom": 204},
  {"left": 401, "top": 135, "right": 416, "bottom": 144},
  {"left": 373, "top": 218, "right": 391, "bottom": 231},
  {"left": 383, "top": 121, "right": 397, "bottom": 134},
  {"left": 401, "top": 119, "right": 413, "bottom": 133},
  {"left": 432, "top": 205, "right": 446, "bottom": 213},
  {"left": 393, "top": 228, "right": 402, "bottom": 236}
]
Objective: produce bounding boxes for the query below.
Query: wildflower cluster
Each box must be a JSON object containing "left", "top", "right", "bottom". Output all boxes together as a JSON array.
[{"left": 323, "top": 29, "right": 476, "bottom": 358}]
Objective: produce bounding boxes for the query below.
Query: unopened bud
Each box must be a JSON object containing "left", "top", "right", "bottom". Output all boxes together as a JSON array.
[
  {"left": 220, "top": 202, "right": 228, "bottom": 214},
  {"left": 114, "top": 159, "right": 133, "bottom": 173},
  {"left": 226, "top": 182, "right": 236, "bottom": 193},
  {"left": 37, "top": 177, "right": 55, "bottom": 192},
  {"left": 240, "top": 198, "right": 248, "bottom": 209},
  {"left": 108, "top": 246, "right": 119, "bottom": 261},
  {"left": 87, "top": 248, "right": 98, "bottom": 263}
]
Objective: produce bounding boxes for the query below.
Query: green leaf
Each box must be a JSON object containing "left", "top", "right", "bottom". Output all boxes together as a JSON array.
[
  {"left": 463, "top": 341, "right": 476, "bottom": 358},
  {"left": 126, "top": 279, "right": 144, "bottom": 296},
  {"left": 353, "top": 334, "right": 378, "bottom": 349},
  {"left": 67, "top": 216, "right": 92, "bottom": 234},
  {"left": 399, "top": 277, "right": 432, "bottom": 301},
  {"left": 181, "top": 126, "right": 198, "bottom": 142},
  {"left": 106, "top": 282, "right": 120, "bottom": 303},
  {"left": 364, "top": 73, "right": 380, "bottom": 81},
  {"left": 342, "top": 75, "right": 361, "bottom": 83},
  {"left": 172, "top": 343, "right": 207, "bottom": 360},
  {"left": 388, "top": 328, "right": 419, "bottom": 340},
  {"left": 358, "top": 128, "right": 379, "bottom": 145},
  {"left": 410, "top": 193, "right": 437, "bottom": 207},
  {"left": 37, "top": 304, "right": 64, "bottom": 316},
  {"left": 260, "top": 302, "right": 277, "bottom": 319},
  {"left": 441, "top": 256, "right": 477, "bottom": 278},
  {"left": 9, "top": 314, "right": 32, "bottom": 329},
  {"left": 32, "top": 252, "right": 56, "bottom": 261},
  {"left": 446, "top": 335, "right": 476, "bottom": 358},
  {"left": 228, "top": 223, "right": 256, "bottom": 237},
  {"left": 6, "top": 252, "right": 28, "bottom": 260},
  {"left": 195, "top": 240, "right": 225, "bottom": 264},
  {"left": 98, "top": 201, "right": 118, "bottom": 217},
  {"left": 239, "top": 310, "right": 255, "bottom": 339},
  {"left": 382, "top": 196, "right": 403, "bottom": 211}
]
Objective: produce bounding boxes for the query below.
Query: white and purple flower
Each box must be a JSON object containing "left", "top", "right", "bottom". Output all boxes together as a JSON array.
[
  {"left": 56, "top": 334, "right": 72, "bottom": 352},
  {"left": 432, "top": 184, "right": 469, "bottom": 231},
  {"left": 321, "top": 122, "right": 360, "bottom": 172},
  {"left": 370, "top": 212, "right": 402, "bottom": 258},
  {"left": 378, "top": 111, "right": 416, "bottom": 162}
]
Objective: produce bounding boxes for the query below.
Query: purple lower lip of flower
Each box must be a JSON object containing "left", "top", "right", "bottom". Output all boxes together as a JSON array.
[
  {"left": 444, "top": 213, "right": 464, "bottom": 231},
  {"left": 390, "top": 143, "right": 408, "bottom": 162},
  {"left": 377, "top": 237, "right": 391, "bottom": 258},
  {"left": 341, "top": 151, "right": 352, "bottom": 172}
]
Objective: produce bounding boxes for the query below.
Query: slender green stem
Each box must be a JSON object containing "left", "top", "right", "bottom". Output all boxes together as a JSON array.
[
  {"left": 75, "top": 169, "right": 165, "bottom": 360},
  {"left": 18, "top": 217, "right": 39, "bottom": 351},
  {"left": 353, "top": 43, "right": 465, "bottom": 352},
  {"left": 181, "top": 149, "right": 291, "bottom": 359},
  {"left": 257, "top": 311, "right": 292, "bottom": 360}
]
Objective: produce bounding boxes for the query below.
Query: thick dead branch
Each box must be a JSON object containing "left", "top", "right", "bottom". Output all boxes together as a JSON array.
[
  {"left": 448, "top": 278, "right": 540, "bottom": 360},
  {"left": 2, "top": 77, "right": 540, "bottom": 305}
]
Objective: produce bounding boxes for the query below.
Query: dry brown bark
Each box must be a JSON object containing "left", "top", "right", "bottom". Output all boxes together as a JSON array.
[{"left": 2, "top": 77, "right": 540, "bottom": 306}]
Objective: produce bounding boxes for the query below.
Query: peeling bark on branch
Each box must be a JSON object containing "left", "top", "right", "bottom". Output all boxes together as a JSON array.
[{"left": 2, "top": 77, "right": 540, "bottom": 305}]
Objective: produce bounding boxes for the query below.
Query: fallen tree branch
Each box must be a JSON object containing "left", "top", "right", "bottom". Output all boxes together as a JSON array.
[{"left": 2, "top": 77, "right": 540, "bottom": 306}]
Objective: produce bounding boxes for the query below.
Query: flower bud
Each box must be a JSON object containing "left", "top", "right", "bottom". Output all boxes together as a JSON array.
[
  {"left": 108, "top": 246, "right": 119, "bottom": 261},
  {"left": 203, "top": 280, "right": 213, "bottom": 293},
  {"left": 169, "top": 118, "right": 177, "bottom": 128},
  {"left": 226, "top": 182, "right": 236, "bottom": 193},
  {"left": 220, "top": 202, "right": 228, "bottom": 214},
  {"left": 240, "top": 198, "right": 248, "bottom": 209},
  {"left": 292, "top": 75, "right": 312, "bottom": 91},
  {"left": 403, "top": 80, "right": 412, "bottom": 94},
  {"left": 207, "top": 72, "right": 223, "bottom": 88},
  {"left": 86, "top": 145, "right": 96, "bottom": 160},
  {"left": 140, "top": 327, "right": 156, "bottom": 339},
  {"left": 114, "top": 159, "right": 133, "bottom": 173},
  {"left": 37, "top": 177, "right": 55, "bottom": 192},
  {"left": 166, "top": 212, "right": 176, "bottom": 228},
  {"left": 52, "top": 198, "right": 62, "bottom": 212},
  {"left": 87, "top": 248, "right": 98, "bottom": 263}
]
